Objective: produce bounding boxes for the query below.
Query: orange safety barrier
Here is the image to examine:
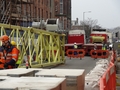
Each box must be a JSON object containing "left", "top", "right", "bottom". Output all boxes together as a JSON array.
[
  {"left": 90, "top": 50, "right": 97, "bottom": 58},
  {"left": 100, "top": 62, "right": 116, "bottom": 90},
  {"left": 101, "top": 50, "right": 109, "bottom": 58},
  {"left": 110, "top": 52, "right": 115, "bottom": 63},
  {"left": 66, "top": 49, "right": 75, "bottom": 58},
  {"left": 112, "top": 51, "right": 116, "bottom": 63},
  {"left": 77, "top": 49, "right": 86, "bottom": 58},
  {"left": 66, "top": 49, "right": 85, "bottom": 59},
  {"left": 90, "top": 50, "right": 109, "bottom": 59}
]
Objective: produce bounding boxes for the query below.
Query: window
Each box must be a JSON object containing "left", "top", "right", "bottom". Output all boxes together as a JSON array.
[
  {"left": 92, "top": 29, "right": 106, "bottom": 32},
  {"left": 46, "top": 11, "right": 48, "bottom": 18},
  {"left": 38, "top": 8, "right": 40, "bottom": 18},
  {"left": 50, "top": 0, "right": 51, "bottom": 7},
  {"left": 115, "top": 32, "right": 118, "bottom": 37},
  {"left": 60, "top": 0, "right": 63, "bottom": 3},
  {"left": 24, "top": 5, "right": 26, "bottom": 15},
  {"left": 46, "top": 0, "right": 48, "bottom": 6},
  {"left": 42, "top": 9, "right": 43, "bottom": 18},
  {"left": 50, "top": 12, "right": 51, "bottom": 18},
  {"left": 60, "top": 4, "right": 63, "bottom": 14},
  {"left": 35, "top": 7, "right": 37, "bottom": 18}
]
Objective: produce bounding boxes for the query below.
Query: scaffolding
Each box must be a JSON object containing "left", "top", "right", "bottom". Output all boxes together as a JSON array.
[{"left": 0, "top": 0, "right": 33, "bottom": 27}]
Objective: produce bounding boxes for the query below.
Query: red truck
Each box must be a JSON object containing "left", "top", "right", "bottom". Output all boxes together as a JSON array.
[
  {"left": 65, "top": 29, "right": 110, "bottom": 56},
  {"left": 90, "top": 29, "right": 108, "bottom": 43},
  {"left": 65, "top": 30, "right": 86, "bottom": 54},
  {"left": 83, "top": 29, "right": 109, "bottom": 55}
]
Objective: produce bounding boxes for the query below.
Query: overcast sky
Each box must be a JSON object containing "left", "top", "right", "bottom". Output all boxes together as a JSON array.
[{"left": 72, "top": 0, "right": 120, "bottom": 29}]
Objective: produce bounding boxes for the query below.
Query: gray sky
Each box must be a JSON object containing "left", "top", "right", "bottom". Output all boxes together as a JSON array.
[{"left": 72, "top": 0, "right": 120, "bottom": 28}]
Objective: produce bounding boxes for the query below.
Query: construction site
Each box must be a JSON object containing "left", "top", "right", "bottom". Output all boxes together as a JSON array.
[{"left": 0, "top": 0, "right": 120, "bottom": 90}]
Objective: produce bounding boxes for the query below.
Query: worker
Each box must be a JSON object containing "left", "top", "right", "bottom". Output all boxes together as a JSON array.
[
  {"left": 74, "top": 42, "right": 78, "bottom": 49},
  {"left": 74, "top": 42, "right": 78, "bottom": 55},
  {"left": 102, "top": 42, "right": 107, "bottom": 50},
  {"left": 0, "top": 35, "right": 19, "bottom": 69},
  {"left": 94, "top": 43, "right": 97, "bottom": 50},
  {"left": 11, "top": 41, "right": 21, "bottom": 68},
  {"left": 11, "top": 41, "right": 30, "bottom": 68}
]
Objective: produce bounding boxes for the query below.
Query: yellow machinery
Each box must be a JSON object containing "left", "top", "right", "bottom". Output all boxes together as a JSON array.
[
  {"left": 0, "top": 23, "right": 65, "bottom": 68},
  {"left": 91, "top": 36, "right": 105, "bottom": 43}
]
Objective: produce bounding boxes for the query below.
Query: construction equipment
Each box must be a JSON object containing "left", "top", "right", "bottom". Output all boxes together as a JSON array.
[
  {"left": 46, "top": 18, "right": 61, "bottom": 32},
  {"left": 32, "top": 20, "right": 46, "bottom": 29},
  {"left": 0, "top": 23, "right": 65, "bottom": 68},
  {"left": 90, "top": 29, "right": 108, "bottom": 43},
  {"left": 65, "top": 29, "right": 85, "bottom": 54},
  {"left": 65, "top": 28, "right": 113, "bottom": 56},
  {"left": 83, "top": 28, "right": 112, "bottom": 55}
]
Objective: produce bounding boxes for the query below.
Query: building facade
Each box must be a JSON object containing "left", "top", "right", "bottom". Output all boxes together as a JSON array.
[
  {"left": 55, "top": 0, "right": 71, "bottom": 30},
  {"left": 0, "top": 0, "right": 71, "bottom": 30}
]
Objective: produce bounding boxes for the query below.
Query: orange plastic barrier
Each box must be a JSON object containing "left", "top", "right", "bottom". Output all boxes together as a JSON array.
[
  {"left": 66, "top": 49, "right": 85, "bottom": 59},
  {"left": 102, "top": 50, "right": 109, "bottom": 58},
  {"left": 90, "top": 50, "right": 97, "bottom": 58},
  {"left": 66, "top": 49, "right": 74, "bottom": 58},
  {"left": 100, "top": 62, "right": 116, "bottom": 90},
  {"left": 90, "top": 50, "right": 109, "bottom": 59},
  {"left": 110, "top": 52, "right": 115, "bottom": 63},
  {"left": 77, "top": 49, "right": 86, "bottom": 58},
  {"left": 112, "top": 50, "right": 116, "bottom": 63}
]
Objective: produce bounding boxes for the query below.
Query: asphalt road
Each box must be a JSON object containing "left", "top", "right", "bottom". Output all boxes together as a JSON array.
[{"left": 52, "top": 56, "right": 99, "bottom": 75}]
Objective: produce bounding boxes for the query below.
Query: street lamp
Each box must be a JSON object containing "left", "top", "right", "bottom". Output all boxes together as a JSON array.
[{"left": 83, "top": 11, "right": 91, "bottom": 30}]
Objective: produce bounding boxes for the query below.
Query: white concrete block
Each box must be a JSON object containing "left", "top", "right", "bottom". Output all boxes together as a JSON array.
[
  {"left": 0, "top": 77, "right": 66, "bottom": 90},
  {"left": 35, "top": 69, "right": 85, "bottom": 90}
]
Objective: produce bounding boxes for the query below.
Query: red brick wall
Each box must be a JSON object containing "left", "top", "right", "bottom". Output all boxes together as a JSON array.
[{"left": 10, "top": 0, "right": 71, "bottom": 29}]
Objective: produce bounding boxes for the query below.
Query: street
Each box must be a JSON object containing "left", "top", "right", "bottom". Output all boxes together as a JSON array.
[{"left": 53, "top": 56, "right": 99, "bottom": 75}]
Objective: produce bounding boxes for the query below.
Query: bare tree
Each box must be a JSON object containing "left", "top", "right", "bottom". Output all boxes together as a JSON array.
[{"left": 80, "top": 18, "right": 101, "bottom": 43}]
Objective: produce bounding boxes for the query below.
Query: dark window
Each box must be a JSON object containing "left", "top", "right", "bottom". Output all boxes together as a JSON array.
[
  {"left": 50, "top": 12, "right": 51, "bottom": 18},
  {"left": 42, "top": 9, "right": 43, "bottom": 18},
  {"left": 50, "top": 0, "right": 51, "bottom": 7},
  {"left": 115, "top": 32, "right": 118, "bottom": 37},
  {"left": 38, "top": 8, "right": 40, "bottom": 18},
  {"left": 92, "top": 29, "right": 106, "bottom": 32}
]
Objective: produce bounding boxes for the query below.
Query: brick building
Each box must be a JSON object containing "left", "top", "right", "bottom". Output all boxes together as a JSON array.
[
  {"left": 32, "top": 0, "right": 56, "bottom": 21},
  {"left": 55, "top": 0, "right": 71, "bottom": 30},
  {"left": 0, "top": 0, "right": 71, "bottom": 30},
  {"left": 0, "top": 0, "right": 33, "bottom": 26}
]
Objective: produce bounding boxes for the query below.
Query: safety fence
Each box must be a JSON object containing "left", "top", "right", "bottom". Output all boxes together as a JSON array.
[
  {"left": 100, "top": 62, "right": 116, "bottom": 90},
  {"left": 85, "top": 51, "right": 116, "bottom": 90},
  {"left": 90, "top": 50, "right": 109, "bottom": 59},
  {"left": 66, "top": 49, "right": 110, "bottom": 59},
  {"left": 0, "top": 23, "right": 65, "bottom": 68},
  {"left": 99, "top": 51, "right": 116, "bottom": 90},
  {"left": 66, "top": 49, "right": 85, "bottom": 59}
]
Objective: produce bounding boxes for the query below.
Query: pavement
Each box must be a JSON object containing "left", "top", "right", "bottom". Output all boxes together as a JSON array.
[{"left": 52, "top": 56, "right": 99, "bottom": 75}]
